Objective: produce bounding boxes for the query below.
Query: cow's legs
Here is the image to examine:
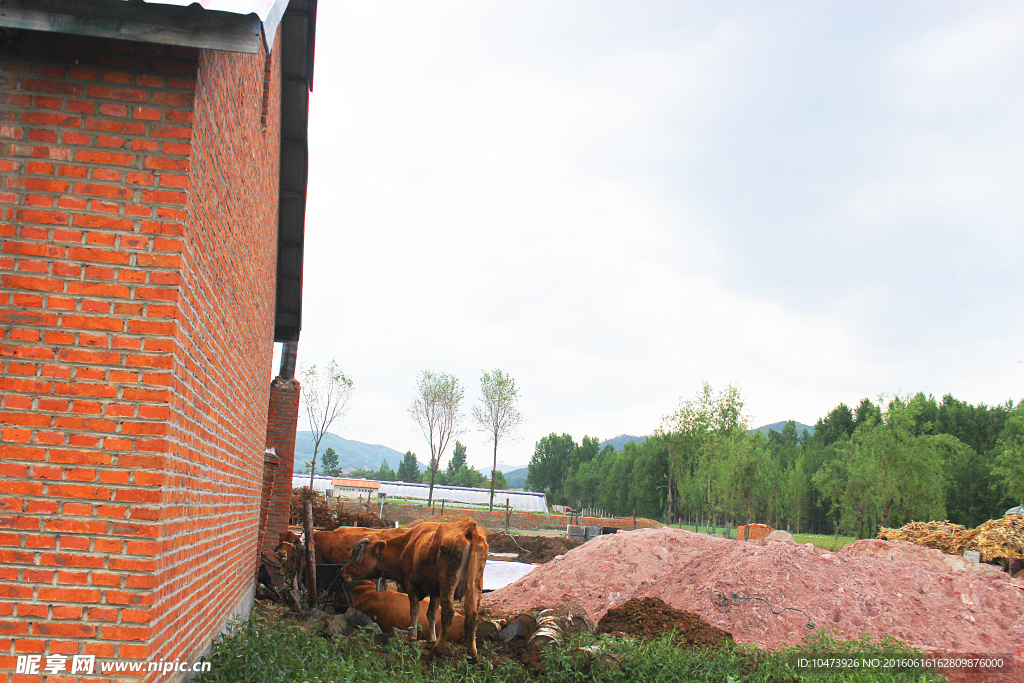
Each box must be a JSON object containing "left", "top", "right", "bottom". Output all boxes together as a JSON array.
[
  {"left": 406, "top": 592, "right": 421, "bottom": 643},
  {"left": 424, "top": 596, "right": 440, "bottom": 644},
  {"left": 462, "top": 588, "right": 480, "bottom": 660}
]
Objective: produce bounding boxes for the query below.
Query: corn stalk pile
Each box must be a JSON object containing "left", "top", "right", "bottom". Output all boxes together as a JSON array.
[{"left": 879, "top": 514, "right": 1024, "bottom": 561}]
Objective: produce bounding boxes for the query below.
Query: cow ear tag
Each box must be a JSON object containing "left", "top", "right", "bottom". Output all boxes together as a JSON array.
[{"left": 376, "top": 577, "right": 386, "bottom": 592}]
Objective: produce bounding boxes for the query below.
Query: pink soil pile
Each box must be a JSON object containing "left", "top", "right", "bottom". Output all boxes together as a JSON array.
[{"left": 482, "top": 527, "right": 1024, "bottom": 682}]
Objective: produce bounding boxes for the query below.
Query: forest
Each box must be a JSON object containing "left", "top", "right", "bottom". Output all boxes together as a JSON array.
[{"left": 524, "top": 383, "right": 1024, "bottom": 538}]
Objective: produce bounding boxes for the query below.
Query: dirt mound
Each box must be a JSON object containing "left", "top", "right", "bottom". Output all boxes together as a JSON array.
[
  {"left": 597, "top": 597, "right": 731, "bottom": 647},
  {"left": 841, "top": 539, "right": 1009, "bottom": 581},
  {"left": 481, "top": 527, "right": 1024, "bottom": 682},
  {"left": 487, "top": 532, "right": 584, "bottom": 563}
]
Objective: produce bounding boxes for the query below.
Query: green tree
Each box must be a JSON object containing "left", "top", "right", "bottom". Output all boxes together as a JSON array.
[
  {"left": 320, "top": 447, "right": 340, "bottom": 477},
  {"left": 445, "top": 441, "right": 468, "bottom": 485},
  {"left": 812, "top": 396, "right": 948, "bottom": 537},
  {"left": 525, "top": 433, "right": 577, "bottom": 506},
  {"left": 490, "top": 469, "right": 509, "bottom": 491},
  {"left": 452, "top": 464, "right": 486, "bottom": 488},
  {"left": 995, "top": 407, "right": 1024, "bottom": 506},
  {"left": 396, "top": 451, "right": 421, "bottom": 483},
  {"left": 662, "top": 382, "right": 747, "bottom": 532},
  {"left": 409, "top": 370, "right": 464, "bottom": 507},
  {"left": 472, "top": 369, "right": 525, "bottom": 511},
  {"left": 376, "top": 458, "right": 395, "bottom": 482},
  {"left": 300, "top": 359, "right": 354, "bottom": 486}
]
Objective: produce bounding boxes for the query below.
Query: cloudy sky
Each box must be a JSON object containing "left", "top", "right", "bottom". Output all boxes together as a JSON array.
[{"left": 282, "top": 1, "right": 1024, "bottom": 470}]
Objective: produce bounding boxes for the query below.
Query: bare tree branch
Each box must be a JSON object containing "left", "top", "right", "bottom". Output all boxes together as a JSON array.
[
  {"left": 472, "top": 369, "right": 524, "bottom": 511},
  {"left": 301, "top": 359, "right": 354, "bottom": 488},
  {"left": 410, "top": 371, "right": 464, "bottom": 507}
]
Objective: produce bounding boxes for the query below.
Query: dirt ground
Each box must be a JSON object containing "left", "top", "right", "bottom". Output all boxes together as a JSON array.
[{"left": 487, "top": 532, "right": 584, "bottom": 564}]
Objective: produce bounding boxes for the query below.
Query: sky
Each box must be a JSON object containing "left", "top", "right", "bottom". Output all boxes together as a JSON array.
[{"left": 278, "top": 1, "right": 1024, "bottom": 471}]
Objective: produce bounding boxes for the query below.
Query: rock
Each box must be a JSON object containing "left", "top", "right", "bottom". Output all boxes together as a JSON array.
[
  {"left": 320, "top": 614, "right": 353, "bottom": 639},
  {"left": 296, "top": 608, "right": 329, "bottom": 632},
  {"left": 343, "top": 607, "right": 376, "bottom": 629},
  {"left": 766, "top": 530, "right": 794, "bottom": 542}
]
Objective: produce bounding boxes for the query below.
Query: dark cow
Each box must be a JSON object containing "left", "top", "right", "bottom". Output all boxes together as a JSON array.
[{"left": 341, "top": 519, "right": 488, "bottom": 659}]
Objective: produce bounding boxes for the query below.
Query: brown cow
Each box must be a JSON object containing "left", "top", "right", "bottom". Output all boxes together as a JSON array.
[
  {"left": 350, "top": 583, "right": 464, "bottom": 640},
  {"left": 341, "top": 519, "right": 488, "bottom": 659},
  {"left": 274, "top": 530, "right": 304, "bottom": 583},
  {"left": 274, "top": 526, "right": 404, "bottom": 570}
]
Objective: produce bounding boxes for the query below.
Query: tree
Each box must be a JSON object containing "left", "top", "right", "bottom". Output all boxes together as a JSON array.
[
  {"left": 452, "top": 464, "right": 486, "bottom": 488},
  {"left": 662, "top": 382, "right": 747, "bottom": 532},
  {"left": 396, "top": 451, "right": 421, "bottom": 483},
  {"left": 472, "top": 369, "right": 525, "bottom": 511},
  {"left": 446, "top": 441, "right": 468, "bottom": 485},
  {"left": 995, "top": 408, "right": 1024, "bottom": 506},
  {"left": 491, "top": 469, "right": 509, "bottom": 491},
  {"left": 409, "top": 371, "right": 464, "bottom": 507},
  {"left": 377, "top": 458, "right": 396, "bottom": 482},
  {"left": 301, "top": 359, "right": 354, "bottom": 487},
  {"left": 320, "top": 447, "right": 340, "bottom": 477},
  {"left": 525, "top": 433, "right": 577, "bottom": 505}
]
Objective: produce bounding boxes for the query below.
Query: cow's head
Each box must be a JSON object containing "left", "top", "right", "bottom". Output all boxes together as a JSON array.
[
  {"left": 275, "top": 531, "right": 303, "bottom": 576},
  {"left": 341, "top": 537, "right": 385, "bottom": 581}
]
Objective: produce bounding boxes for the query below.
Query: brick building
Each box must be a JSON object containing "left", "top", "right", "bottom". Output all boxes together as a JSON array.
[{"left": 0, "top": 1, "right": 314, "bottom": 679}]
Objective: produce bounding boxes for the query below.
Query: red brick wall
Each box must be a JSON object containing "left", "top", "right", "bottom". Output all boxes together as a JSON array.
[
  {"left": 0, "top": 28, "right": 280, "bottom": 681},
  {"left": 261, "top": 378, "right": 300, "bottom": 554}
]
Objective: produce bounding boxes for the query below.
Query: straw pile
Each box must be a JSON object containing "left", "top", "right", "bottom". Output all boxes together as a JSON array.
[
  {"left": 879, "top": 514, "right": 1024, "bottom": 561},
  {"left": 949, "top": 514, "right": 1024, "bottom": 562},
  {"left": 878, "top": 520, "right": 967, "bottom": 554}
]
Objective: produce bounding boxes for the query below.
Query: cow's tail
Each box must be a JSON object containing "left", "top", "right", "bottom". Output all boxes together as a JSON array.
[{"left": 454, "top": 520, "right": 486, "bottom": 657}]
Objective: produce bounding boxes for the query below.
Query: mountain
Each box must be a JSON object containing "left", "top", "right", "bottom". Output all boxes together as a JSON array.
[
  {"left": 599, "top": 435, "right": 647, "bottom": 451},
  {"left": 504, "top": 467, "right": 529, "bottom": 489},
  {"left": 750, "top": 421, "right": 815, "bottom": 439},
  {"left": 293, "top": 432, "right": 428, "bottom": 474}
]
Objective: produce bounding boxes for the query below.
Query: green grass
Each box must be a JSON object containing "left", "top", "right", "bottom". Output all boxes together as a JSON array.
[
  {"left": 792, "top": 533, "right": 857, "bottom": 551},
  {"left": 196, "top": 610, "right": 947, "bottom": 683}
]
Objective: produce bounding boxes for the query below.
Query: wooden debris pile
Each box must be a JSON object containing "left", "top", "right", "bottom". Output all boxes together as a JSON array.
[
  {"left": 289, "top": 488, "right": 386, "bottom": 530},
  {"left": 879, "top": 514, "right": 1024, "bottom": 561},
  {"left": 878, "top": 520, "right": 966, "bottom": 554},
  {"left": 950, "top": 515, "right": 1024, "bottom": 561}
]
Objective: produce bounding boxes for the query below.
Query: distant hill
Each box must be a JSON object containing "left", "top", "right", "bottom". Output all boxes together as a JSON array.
[
  {"left": 750, "top": 421, "right": 815, "bottom": 439},
  {"left": 504, "top": 467, "right": 529, "bottom": 489},
  {"left": 599, "top": 435, "right": 647, "bottom": 451},
  {"left": 294, "top": 432, "right": 428, "bottom": 474}
]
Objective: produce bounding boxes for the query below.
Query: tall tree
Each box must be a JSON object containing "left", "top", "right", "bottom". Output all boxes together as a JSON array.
[
  {"left": 446, "top": 441, "right": 468, "bottom": 484},
  {"left": 662, "top": 382, "right": 747, "bottom": 532},
  {"left": 472, "top": 369, "right": 525, "bottom": 511},
  {"left": 525, "top": 433, "right": 577, "bottom": 505},
  {"left": 377, "top": 458, "right": 396, "bottom": 482},
  {"left": 300, "top": 359, "right": 354, "bottom": 488},
  {"left": 396, "top": 451, "right": 421, "bottom": 483},
  {"left": 409, "top": 371, "right": 464, "bottom": 507},
  {"left": 320, "top": 447, "right": 340, "bottom": 477},
  {"left": 995, "top": 407, "right": 1024, "bottom": 506}
]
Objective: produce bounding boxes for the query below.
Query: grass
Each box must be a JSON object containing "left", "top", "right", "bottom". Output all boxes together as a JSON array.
[
  {"left": 792, "top": 533, "right": 857, "bottom": 551},
  {"left": 196, "top": 609, "right": 947, "bottom": 683}
]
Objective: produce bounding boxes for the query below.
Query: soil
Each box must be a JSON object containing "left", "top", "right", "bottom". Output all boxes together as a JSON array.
[
  {"left": 597, "top": 596, "right": 732, "bottom": 647},
  {"left": 481, "top": 527, "right": 1024, "bottom": 683},
  {"left": 487, "top": 532, "right": 584, "bottom": 564}
]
